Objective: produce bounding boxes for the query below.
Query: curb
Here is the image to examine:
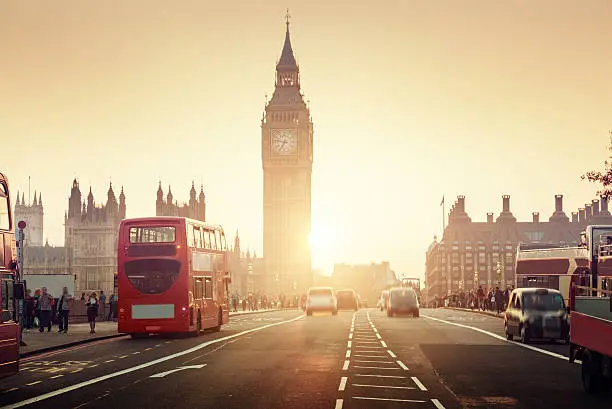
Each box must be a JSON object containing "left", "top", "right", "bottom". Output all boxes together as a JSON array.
[
  {"left": 20, "top": 333, "right": 127, "bottom": 358},
  {"left": 444, "top": 307, "right": 505, "bottom": 319},
  {"left": 20, "top": 309, "right": 298, "bottom": 357}
]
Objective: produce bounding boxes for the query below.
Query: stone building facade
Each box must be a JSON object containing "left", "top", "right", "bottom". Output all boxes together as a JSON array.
[
  {"left": 227, "top": 231, "right": 265, "bottom": 296},
  {"left": 425, "top": 194, "right": 612, "bottom": 300},
  {"left": 65, "top": 179, "right": 126, "bottom": 294},
  {"left": 156, "top": 182, "right": 206, "bottom": 222},
  {"left": 14, "top": 191, "right": 44, "bottom": 247}
]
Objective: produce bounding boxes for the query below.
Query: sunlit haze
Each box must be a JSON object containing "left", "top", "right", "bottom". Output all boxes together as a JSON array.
[{"left": 2, "top": 0, "right": 611, "bottom": 279}]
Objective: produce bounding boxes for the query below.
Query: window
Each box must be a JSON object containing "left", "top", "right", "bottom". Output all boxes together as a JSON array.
[
  {"left": 204, "top": 277, "right": 213, "bottom": 299},
  {"left": 193, "top": 226, "right": 202, "bottom": 248},
  {"left": 203, "top": 230, "right": 212, "bottom": 249},
  {"left": 1, "top": 274, "right": 15, "bottom": 323},
  {"left": 0, "top": 183, "right": 10, "bottom": 231},
  {"left": 130, "top": 226, "right": 176, "bottom": 243},
  {"left": 220, "top": 231, "right": 227, "bottom": 251},
  {"left": 187, "top": 225, "right": 195, "bottom": 247},
  {"left": 194, "top": 277, "right": 204, "bottom": 300}
]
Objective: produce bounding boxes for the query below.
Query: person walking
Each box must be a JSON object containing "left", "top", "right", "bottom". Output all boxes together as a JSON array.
[
  {"left": 86, "top": 292, "right": 99, "bottom": 334},
  {"left": 57, "top": 287, "right": 73, "bottom": 333}
]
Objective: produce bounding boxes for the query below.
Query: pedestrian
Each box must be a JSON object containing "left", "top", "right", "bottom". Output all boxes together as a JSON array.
[
  {"left": 99, "top": 290, "right": 107, "bottom": 321},
  {"left": 37, "top": 287, "right": 53, "bottom": 332},
  {"left": 57, "top": 286, "right": 73, "bottom": 333},
  {"left": 86, "top": 292, "right": 99, "bottom": 334}
]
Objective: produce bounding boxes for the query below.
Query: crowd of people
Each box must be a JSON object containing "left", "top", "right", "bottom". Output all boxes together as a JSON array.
[
  {"left": 21, "top": 287, "right": 118, "bottom": 334},
  {"left": 229, "top": 293, "right": 305, "bottom": 312},
  {"left": 430, "top": 285, "right": 514, "bottom": 313}
]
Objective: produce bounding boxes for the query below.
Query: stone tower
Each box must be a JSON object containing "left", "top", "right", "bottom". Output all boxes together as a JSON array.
[
  {"left": 14, "top": 190, "right": 44, "bottom": 247},
  {"left": 261, "top": 13, "right": 314, "bottom": 294}
]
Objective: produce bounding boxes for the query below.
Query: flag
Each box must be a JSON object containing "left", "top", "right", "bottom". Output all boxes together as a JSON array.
[{"left": 440, "top": 195, "right": 445, "bottom": 206}]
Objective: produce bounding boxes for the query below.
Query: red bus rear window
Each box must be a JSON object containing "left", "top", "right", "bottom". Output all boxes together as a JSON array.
[{"left": 130, "top": 226, "right": 176, "bottom": 243}]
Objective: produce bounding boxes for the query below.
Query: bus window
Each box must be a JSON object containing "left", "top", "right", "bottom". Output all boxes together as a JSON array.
[
  {"left": 204, "top": 277, "right": 213, "bottom": 299},
  {"left": 194, "top": 277, "right": 204, "bottom": 300},
  {"left": 203, "top": 230, "right": 211, "bottom": 249},
  {"left": 193, "top": 226, "right": 202, "bottom": 248},
  {"left": 187, "top": 224, "right": 195, "bottom": 248},
  {"left": 1, "top": 274, "right": 15, "bottom": 323},
  {"left": 210, "top": 230, "right": 218, "bottom": 251},
  {"left": 220, "top": 231, "right": 227, "bottom": 251},
  {"left": 0, "top": 183, "right": 9, "bottom": 230}
]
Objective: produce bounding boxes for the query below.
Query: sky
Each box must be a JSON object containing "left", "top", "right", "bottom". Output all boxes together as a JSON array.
[{"left": 1, "top": 1, "right": 611, "bottom": 279}]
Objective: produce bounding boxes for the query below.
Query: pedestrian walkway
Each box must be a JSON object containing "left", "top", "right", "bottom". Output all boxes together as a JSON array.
[
  {"left": 20, "top": 321, "right": 118, "bottom": 356},
  {"left": 19, "top": 308, "right": 294, "bottom": 356}
]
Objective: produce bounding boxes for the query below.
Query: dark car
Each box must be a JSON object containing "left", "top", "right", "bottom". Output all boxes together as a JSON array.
[
  {"left": 336, "top": 289, "right": 359, "bottom": 311},
  {"left": 504, "top": 288, "right": 569, "bottom": 343},
  {"left": 387, "top": 287, "right": 419, "bottom": 317}
]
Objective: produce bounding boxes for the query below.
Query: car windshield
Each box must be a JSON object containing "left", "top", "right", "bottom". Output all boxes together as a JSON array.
[{"left": 523, "top": 292, "right": 564, "bottom": 311}]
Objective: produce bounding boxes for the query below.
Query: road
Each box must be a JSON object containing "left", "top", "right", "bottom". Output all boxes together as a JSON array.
[{"left": 0, "top": 308, "right": 610, "bottom": 409}]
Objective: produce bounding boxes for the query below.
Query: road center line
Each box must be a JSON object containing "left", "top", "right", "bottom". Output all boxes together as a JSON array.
[
  {"left": 334, "top": 399, "right": 344, "bottom": 409},
  {"left": 342, "top": 360, "right": 350, "bottom": 370},
  {"left": 380, "top": 341, "right": 388, "bottom": 347},
  {"left": 338, "top": 376, "right": 348, "bottom": 391},
  {"left": 345, "top": 350, "right": 351, "bottom": 358},
  {"left": 1, "top": 314, "right": 305, "bottom": 409},
  {"left": 422, "top": 314, "right": 578, "bottom": 363},
  {"left": 353, "top": 396, "right": 426, "bottom": 403},
  {"left": 387, "top": 350, "right": 397, "bottom": 358},
  {"left": 432, "top": 398, "right": 447, "bottom": 409},
  {"left": 355, "top": 374, "right": 407, "bottom": 378},
  {"left": 397, "top": 360, "right": 409, "bottom": 370},
  {"left": 352, "top": 383, "right": 416, "bottom": 390},
  {"left": 347, "top": 341, "right": 352, "bottom": 348}
]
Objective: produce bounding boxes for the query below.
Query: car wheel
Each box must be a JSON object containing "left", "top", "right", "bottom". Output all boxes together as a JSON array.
[{"left": 505, "top": 323, "right": 513, "bottom": 340}]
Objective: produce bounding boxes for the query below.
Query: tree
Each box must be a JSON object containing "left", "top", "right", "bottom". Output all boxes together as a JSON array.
[{"left": 582, "top": 130, "right": 612, "bottom": 198}]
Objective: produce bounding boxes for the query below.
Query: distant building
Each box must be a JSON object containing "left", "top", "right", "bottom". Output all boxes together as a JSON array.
[
  {"left": 156, "top": 182, "right": 206, "bottom": 222},
  {"left": 14, "top": 191, "right": 44, "bottom": 247},
  {"left": 332, "top": 262, "right": 398, "bottom": 304},
  {"left": 227, "top": 231, "right": 265, "bottom": 296},
  {"left": 425, "top": 194, "right": 612, "bottom": 300},
  {"left": 65, "top": 179, "right": 126, "bottom": 294}
]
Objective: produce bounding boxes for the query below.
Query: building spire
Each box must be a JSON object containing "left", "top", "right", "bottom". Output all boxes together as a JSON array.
[{"left": 277, "top": 9, "right": 297, "bottom": 68}]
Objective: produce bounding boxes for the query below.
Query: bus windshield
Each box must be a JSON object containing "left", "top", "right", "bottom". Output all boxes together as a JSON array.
[{"left": 130, "top": 226, "right": 176, "bottom": 243}]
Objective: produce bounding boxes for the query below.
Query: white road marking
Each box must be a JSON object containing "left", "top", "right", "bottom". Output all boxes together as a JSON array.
[
  {"left": 397, "top": 360, "right": 409, "bottom": 370},
  {"left": 355, "top": 374, "right": 406, "bottom": 378},
  {"left": 335, "top": 398, "right": 344, "bottom": 409},
  {"left": 25, "top": 381, "right": 41, "bottom": 386},
  {"left": 353, "top": 360, "right": 396, "bottom": 364},
  {"left": 422, "top": 314, "right": 578, "bottom": 363},
  {"left": 387, "top": 350, "right": 397, "bottom": 358},
  {"left": 50, "top": 375, "right": 63, "bottom": 379},
  {"left": 342, "top": 360, "right": 350, "bottom": 370},
  {"left": 1, "top": 314, "right": 304, "bottom": 409},
  {"left": 338, "top": 376, "right": 348, "bottom": 391},
  {"left": 132, "top": 352, "right": 140, "bottom": 355},
  {"left": 375, "top": 333, "right": 382, "bottom": 339},
  {"left": 104, "top": 360, "right": 115, "bottom": 363},
  {"left": 355, "top": 341, "right": 380, "bottom": 344},
  {"left": 411, "top": 376, "right": 427, "bottom": 391},
  {"left": 118, "top": 355, "right": 128, "bottom": 359},
  {"left": 354, "top": 335, "right": 378, "bottom": 339},
  {"left": 432, "top": 398, "right": 447, "bottom": 409},
  {"left": 352, "top": 384, "right": 416, "bottom": 390},
  {"left": 354, "top": 366, "right": 401, "bottom": 370},
  {"left": 380, "top": 341, "right": 388, "bottom": 347},
  {"left": 353, "top": 397, "right": 426, "bottom": 403},
  {"left": 348, "top": 333, "right": 353, "bottom": 339},
  {"left": 1, "top": 388, "right": 19, "bottom": 393},
  {"left": 354, "top": 354, "right": 386, "bottom": 358},
  {"left": 149, "top": 364, "right": 206, "bottom": 378},
  {"left": 346, "top": 350, "right": 351, "bottom": 358},
  {"left": 347, "top": 341, "right": 352, "bottom": 348}
]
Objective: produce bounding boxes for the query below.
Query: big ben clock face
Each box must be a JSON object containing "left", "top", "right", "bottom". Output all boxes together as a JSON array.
[{"left": 271, "top": 129, "right": 297, "bottom": 155}]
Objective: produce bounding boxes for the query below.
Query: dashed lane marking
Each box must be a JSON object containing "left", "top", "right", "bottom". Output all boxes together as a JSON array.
[
  {"left": 342, "top": 360, "right": 350, "bottom": 371},
  {"left": 347, "top": 341, "right": 352, "bottom": 348},
  {"left": 1, "top": 314, "right": 305, "bottom": 409},
  {"left": 432, "top": 398, "right": 447, "bottom": 409},
  {"left": 353, "top": 366, "right": 401, "bottom": 370},
  {"left": 411, "top": 376, "right": 427, "bottom": 391},
  {"left": 375, "top": 333, "right": 382, "bottom": 339},
  {"left": 387, "top": 350, "right": 397, "bottom": 358},
  {"left": 345, "top": 350, "right": 351, "bottom": 358},
  {"left": 104, "top": 360, "right": 115, "bottom": 363},
  {"left": 380, "top": 341, "right": 388, "bottom": 347},
  {"left": 355, "top": 374, "right": 407, "bottom": 378},
  {"left": 50, "top": 375, "right": 63, "bottom": 379},
  {"left": 334, "top": 399, "right": 343, "bottom": 409},
  {"left": 353, "top": 360, "right": 396, "bottom": 364},
  {"left": 397, "top": 360, "right": 409, "bottom": 370},
  {"left": 1, "top": 388, "right": 19, "bottom": 394},
  {"left": 338, "top": 376, "right": 348, "bottom": 391},
  {"left": 353, "top": 397, "right": 426, "bottom": 403},
  {"left": 25, "top": 381, "right": 41, "bottom": 386},
  {"left": 352, "top": 384, "right": 416, "bottom": 390}
]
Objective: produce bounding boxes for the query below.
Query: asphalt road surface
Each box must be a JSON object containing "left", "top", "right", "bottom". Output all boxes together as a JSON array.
[{"left": 0, "top": 308, "right": 610, "bottom": 409}]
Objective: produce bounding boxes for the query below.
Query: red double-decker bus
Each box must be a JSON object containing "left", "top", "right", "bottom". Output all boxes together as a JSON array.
[
  {"left": 117, "top": 217, "right": 230, "bottom": 337},
  {"left": 0, "top": 172, "right": 19, "bottom": 377}
]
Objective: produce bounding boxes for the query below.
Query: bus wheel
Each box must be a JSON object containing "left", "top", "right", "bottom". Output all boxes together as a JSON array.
[{"left": 212, "top": 309, "right": 222, "bottom": 332}]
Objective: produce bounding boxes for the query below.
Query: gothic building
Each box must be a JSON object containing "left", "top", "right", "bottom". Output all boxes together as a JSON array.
[
  {"left": 227, "top": 231, "right": 265, "bottom": 296},
  {"left": 65, "top": 179, "right": 126, "bottom": 294},
  {"left": 425, "top": 194, "right": 612, "bottom": 300},
  {"left": 156, "top": 182, "right": 206, "bottom": 222},
  {"left": 14, "top": 191, "right": 44, "bottom": 247},
  {"left": 261, "top": 16, "right": 314, "bottom": 294}
]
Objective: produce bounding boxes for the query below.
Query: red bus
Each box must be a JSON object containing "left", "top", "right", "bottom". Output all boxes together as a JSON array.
[
  {"left": 117, "top": 217, "right": 230, "bottom": 337},
  {"left": 0, "top": 172, "right": 19, "bottom": 377}
]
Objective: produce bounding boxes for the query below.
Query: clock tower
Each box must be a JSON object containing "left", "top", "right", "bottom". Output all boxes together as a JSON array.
[{"left": 262, "top": 13, "right": 313, "bottom": 295}]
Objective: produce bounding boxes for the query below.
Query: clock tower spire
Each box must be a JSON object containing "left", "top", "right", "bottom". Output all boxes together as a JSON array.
[{"left": 261, "top": 12, "right": 314, "bottom": 295}]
